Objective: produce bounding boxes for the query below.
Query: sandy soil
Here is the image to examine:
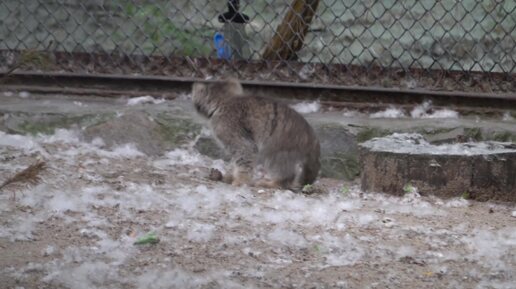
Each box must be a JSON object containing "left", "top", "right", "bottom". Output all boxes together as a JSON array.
[{"left": 0, "top": 128, "right": 515, "bottom": 289}]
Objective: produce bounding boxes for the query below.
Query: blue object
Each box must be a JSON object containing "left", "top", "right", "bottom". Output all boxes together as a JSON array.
[{"left": 214, "top": 32, "right": 232, "bottom": 60}]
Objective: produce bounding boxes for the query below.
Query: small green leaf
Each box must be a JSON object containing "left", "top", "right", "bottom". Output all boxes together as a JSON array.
[
  {"left": 403, "top": 183, "right": 415, "bottom": 194},
  {"left": 341, "top": 185, "right": 350, "bottom": 195},
  {"left": 303, "top": 184, "right": 313, "bottom": 191},
  {"left": 134, "top": 232, "right": 160, "bottom": 245}
]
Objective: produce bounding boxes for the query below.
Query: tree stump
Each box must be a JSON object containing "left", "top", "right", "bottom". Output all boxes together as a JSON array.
[
  {"left": 262, "top": 0, "right": 320, "bottom": 61},
  {"left": 359, "top": 134, "right": 516, "bottom": 202}
]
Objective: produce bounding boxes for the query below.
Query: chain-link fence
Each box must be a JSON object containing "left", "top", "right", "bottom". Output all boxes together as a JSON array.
[{"left": 1, "top": 0, "right": 515, "bottom": 93}]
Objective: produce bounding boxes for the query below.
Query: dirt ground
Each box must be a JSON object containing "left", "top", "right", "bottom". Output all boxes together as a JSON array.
[{"left": 1, "top": 127, "right": 515, "bottom": 289}]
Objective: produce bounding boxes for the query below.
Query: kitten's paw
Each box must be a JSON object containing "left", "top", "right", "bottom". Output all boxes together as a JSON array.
[
  {"left": 231, "top": 175, "right": 253, "bottom": 187},
  {"left": 254, "top": 178, "right": 282, "bottom": 189},
  {"left": 231, "top": 180, "right": 244, "bottom": 187},
  {"left": 208, "top": 168, "right": 223, "bottom": 182}
]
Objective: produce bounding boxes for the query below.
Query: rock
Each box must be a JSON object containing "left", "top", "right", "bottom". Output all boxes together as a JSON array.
[
  {"left": 0, "top": 113, "right": 6, "bottom": 132},
  {"left": 83, "top": 111, "right": 201, "bottom": 156},
  {"left": 423, "top": 127, "right": 465, "bottom": 144},
  {"left": 194, "top": 136, "right": 227, "bottom": 161},
  {"left": 5, "top": 112, "right": 111, "bottom": 135},
  {"left": 154, "top": 115, "right": 202, "bottom": 151},
  {"left": 154, "top": 112, "right": 202, "bottom": 146},
  {"left": 319, "top": 152, "right": 359, "bottom": 180},
  {"left": 360, "top": 133, "right": 516, "bottom": 202},
  {"left": 83, "top": 112, "right": 163, "bottom": 155},
  {"left": 313, "top": 123, "right": 360, "bottom": 180},
  {"left": 355, "top": 127, "right": 392, "bottom": 143}
]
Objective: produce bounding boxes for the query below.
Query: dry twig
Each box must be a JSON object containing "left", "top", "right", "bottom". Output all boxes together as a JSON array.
[{"left": 0, "top": 161, "right": 47, "bottom": 200}]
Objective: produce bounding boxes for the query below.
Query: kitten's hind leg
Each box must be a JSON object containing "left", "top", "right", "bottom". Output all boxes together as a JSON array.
[{"left": 290, "top": 162, "right": 307, "bottom": 191}]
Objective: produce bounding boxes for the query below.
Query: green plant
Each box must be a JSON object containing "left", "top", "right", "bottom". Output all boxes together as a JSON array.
[
  {"left": 313, "top": 244, "right": 327, "bottom": 253},
  {"left": 356, "top": 128, "right": 391, "bottom": 143},
  {"left": 464, "top": 128, "right": 482, "bottom": 142},
  {"left": 303, "top": 184, "right": 313, "bottom": 191},
  {"left": 403, "top": 183, "right": 416, "bottom": 194},
  {"left": 493, "top": 131, "right": 516, "bottom": 142},
  {"left": 134, "top": 232, "right": 160, "bottom": 245},
  {"left": 1, "top": 50, "right": 53, "bottom": 84},
  {"left": 341, "top": 185, "right": 350, "bottom": 195},
  {"left": 117, "top": 1, "right": 210, "bottom": 56}
]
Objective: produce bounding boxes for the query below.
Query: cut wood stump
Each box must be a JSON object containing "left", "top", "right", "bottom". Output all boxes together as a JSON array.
[{"left": 359, "top": 133, "right": 516, "bottom": 202}]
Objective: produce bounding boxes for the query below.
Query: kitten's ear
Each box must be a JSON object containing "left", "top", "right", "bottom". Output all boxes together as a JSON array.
[{"left": 225, "top": 77, "right": 244, "bottom": 95}]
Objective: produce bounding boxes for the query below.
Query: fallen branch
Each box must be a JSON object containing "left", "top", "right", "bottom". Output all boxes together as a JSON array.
[{"left": 0, "top": 161, "right": 47, "bottom": 200}]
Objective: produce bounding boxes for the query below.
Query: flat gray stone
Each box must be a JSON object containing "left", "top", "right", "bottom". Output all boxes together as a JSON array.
[{"left": 83, "top": 111, "right": 201, "bottom": 156}]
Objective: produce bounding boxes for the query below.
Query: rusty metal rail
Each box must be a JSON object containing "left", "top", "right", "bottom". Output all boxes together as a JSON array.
[{"left": 0, "top": 72, "right": 515, "bottom": 112}]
